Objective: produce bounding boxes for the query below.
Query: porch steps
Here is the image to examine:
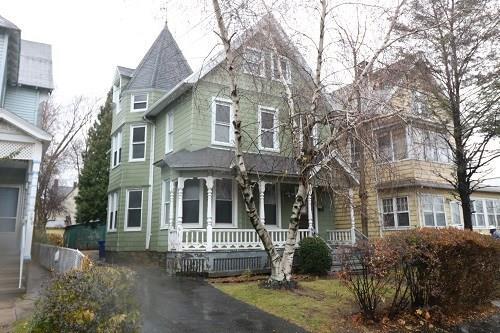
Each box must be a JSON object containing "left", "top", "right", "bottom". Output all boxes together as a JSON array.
[
  {"left": 329, "top": 246, "right": 362, "bottom": 273},
  {"left": 0, "top": 256, "right": 25, "bottom": 295}
]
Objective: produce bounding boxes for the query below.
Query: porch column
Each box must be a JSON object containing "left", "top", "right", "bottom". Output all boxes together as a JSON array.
[
  {"left": 307, "top": 185, "right": 314, "bottom": 236},
  {"left": 348, "top": 188, "right": 356, "bottom": 245},
  {"left": 24, "top": 147, "right": 42, "bottom": 260},
  {"left": 168, "top": 181, "right": 175, "bottom": 229},
  {"left": 176, "top": 178, "right": 185, "bottom": 251},
  {"left": 258, "top": 181, "right": 266, "bottom": 225},
  {"left": 205, "top": 176, "right": 214, "bottom": 251}
]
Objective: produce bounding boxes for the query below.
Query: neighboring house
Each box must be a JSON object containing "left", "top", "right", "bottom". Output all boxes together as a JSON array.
[
  {"left": 331, "top": 58, "right": 500, "bottom": 242},
  {"left": 106, "top": 17, "right": 356, "bottom": 275},
  {"left": 46, "top": 182, "right": 79, "bottom": 236},
  {"left": 0, "top": 15, "right": 53, "bottom": 291}
]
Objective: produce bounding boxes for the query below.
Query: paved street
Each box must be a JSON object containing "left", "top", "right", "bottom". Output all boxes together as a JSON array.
[{"left": 136, "top": 268, "right": 308, "bottom": 333}]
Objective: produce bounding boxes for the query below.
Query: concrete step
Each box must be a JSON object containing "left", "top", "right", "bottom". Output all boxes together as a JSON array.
[{"left": 0, "top": 285, "right": 26, "bottom": 295}]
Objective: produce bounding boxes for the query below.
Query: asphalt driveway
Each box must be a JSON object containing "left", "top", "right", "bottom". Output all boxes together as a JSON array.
[{"left": 136, "top": 268, "right": 307, "bottom": 333}]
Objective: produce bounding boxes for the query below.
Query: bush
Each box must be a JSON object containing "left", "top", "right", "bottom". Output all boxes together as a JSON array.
[
  {"left": 297, "top": 237, "right": 332, "bottom": 275},
  {"left": 28, "top": 266, "right": 140, "bottom": 333},
  {"left": 340, "top": 228, "right": 500, "bottom": 320}
]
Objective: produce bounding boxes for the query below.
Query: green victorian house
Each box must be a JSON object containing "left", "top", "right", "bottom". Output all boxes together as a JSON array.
[{"left": 106, "top": 16, "right": 357, "bottom": 275}]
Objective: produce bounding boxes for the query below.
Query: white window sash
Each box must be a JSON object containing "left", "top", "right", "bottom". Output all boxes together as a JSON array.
[
  {"left": 211, "top": 98, "right": 234, "bottom": 146},
  {"left": 129, "top": 125, "right": 147, "bottom": 162},
  {"left": 258, "top": 106, "right": 279, "bottom": 152},
  {"left": 125, "top": 189, "right": 143, "bottom": 231},
  {"left": 131, "top": 93, "right": 148, "bottom": 112}
]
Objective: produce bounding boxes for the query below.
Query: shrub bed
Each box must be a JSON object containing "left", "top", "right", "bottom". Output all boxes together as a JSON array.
[
  {"left": 297, "top": 236, "right": 332, "bottom": 275},
  {"left": 28, "top": 266, "right": 140, "bottom": 333},
  {"left": 340, "top": 228, "right": 500, "bottom": 320}
]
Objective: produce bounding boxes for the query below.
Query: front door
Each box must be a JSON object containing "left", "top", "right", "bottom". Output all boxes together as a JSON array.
[{"left": 0, "top": 186, "right": 21, "bottom": 256}]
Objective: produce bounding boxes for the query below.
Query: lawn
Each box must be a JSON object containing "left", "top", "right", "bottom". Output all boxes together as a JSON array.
[{"left": 213, "top": 278, "right": 368, "bottom": 333}]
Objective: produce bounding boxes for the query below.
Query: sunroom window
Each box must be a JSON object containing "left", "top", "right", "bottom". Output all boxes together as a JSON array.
[{"left": 377, "top": 128, "right": 407, "bottom": 162}]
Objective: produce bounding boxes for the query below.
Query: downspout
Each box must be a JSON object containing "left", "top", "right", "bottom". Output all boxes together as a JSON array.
[{"left": 144, "top": 116, "right": 155, "bottom": 250}]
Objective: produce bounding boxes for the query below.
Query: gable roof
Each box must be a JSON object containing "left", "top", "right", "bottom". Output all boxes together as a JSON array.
[
  {"left": 117, "top": 66, "right": 134, "bottom": 78},
  {"left": 0, "top": 108, "right": 51, "bottom": 142},
  {"left": 125, "top": 24, "right": 192, "bottom": 92},
  {"left": 18, "top": 40, "right": 54, "bottom": 90}
]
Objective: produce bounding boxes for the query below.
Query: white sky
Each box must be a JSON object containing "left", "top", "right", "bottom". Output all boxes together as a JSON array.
[{"left": 2, "top": 0, "right": 499, "bottom": 185}]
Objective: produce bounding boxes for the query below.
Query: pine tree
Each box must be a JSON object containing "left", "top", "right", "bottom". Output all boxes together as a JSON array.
[{"left": 75, "top": 91, "right": 112, "bottom": 224}]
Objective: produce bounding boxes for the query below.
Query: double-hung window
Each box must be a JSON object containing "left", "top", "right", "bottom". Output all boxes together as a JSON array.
[
  {"left": 215, "top": 179, "right": 233, "bottom": 225},
  {"left": 125, "top": 189, "right": 142, "bottom": 230},
  {"left": 472, "top": 199, "right": 500, "bottom": 227},
  {"left": 377, "top": 128, "right": 407, "bottom": 162},
  {"left": 111, "top": 131, "right": 122, "bottom": 168},
  {"left": 130, "top": 125, "right": 146, "bottom": 161},
  {"left": 472, "top": 200, "right": 486, "bottom": 227},
  {"left": 131, "top": 93, "right": 148, "bottom": 112},
  {"left": 271, "top": 54, "right": 291, "bottom": 83},
  {"left": 349, "top": 137, "right": 361, "bottom": 169},
  {"left": 107, "top": 192, "right": 118, "bottom": 231},
  {"left": 161, "top": 180, "right": 171, "bottom": 228},
  {"left": 450, "top": 201, "right": 462, "bottom": 226},
  {"left": 264, "top": 184, "right": 278, "bottom": 226},
  {"left": 243, "top": 48, "right": 265, "bottom": 77},
  {"left": 166, "top": 112, "right": 174, "bottom": 153},
  {"left": 485, "top": 200, "right": 498, "bottom": 227},
  {"left": 212, "top": 99, "right": 233, "bottom": 145},
  {"left": 258, "top": 106, "right": 279, "bottom": 151},
  {"left": 182, "top": 179, "right": 201, "bottom": 225},
  {"left": 421, "top": 195, "right": 446, "bottom": 227},
  {"left": 382, "top": 197, "right": 409, "bottom": 229}
]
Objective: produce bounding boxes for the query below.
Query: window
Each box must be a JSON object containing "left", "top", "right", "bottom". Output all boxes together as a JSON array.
[
  {"left": 271, "top": 54, "right": 291, "bottom": 83},
  {"left": 349, "top": 137, "right": 361, "bottom": 168},
  {"left": 108, "top": 192, "right": 118, "bottom": 231},
  {"left": 243, "top": 48, "right": 265, "bottom": 77},
  {"left": 450, "top": 201, "right": 462, "bottom": 226},
  {"left": 421, "top": 195, "right": 446, "bottom": 227},
  {"left": 166, "top": 112, "right": 174, "bottom": 153},
  {"left": 312, "top": 124, "right": 319, "bottom": 147},
  {"left": 131, "top": 93, "right": 148, "bottom": 111},
  {"left": 259, "top": 106, "right": 279, "bottom": 151},
  {"left": 161, "top": 180, "right": 171, "bottom": 228},
  {"left": 183, "top": 179, "right": 200, "bottom": 224},
  {"left": 377, "top": 128, "right": 407, "bottom": 162},
  {"left": 215, "top": 179, "right": 233, "bottom": 225},
  {"left": 212, "top": 99, "right": 233, "bottom": 145},
  {"left": 264, "top": 184, "right": 277, "bottom": 226},
  {"left": 111, "top": 131, "right": 122, "bottom": 168},
  {"left": 472, "top": 199, "right": 500, "bottom": 227},
  {"left": 130, "top": 125, "right": 146, "bottom": 161},
  {"left": 411, "top": 91, "right": 428, "bottom": 116},
  {"left": 112, "top": 85, "right": 121, "bottom": 113},
  {"left": 126, "top": 190, "right": 142, "bottom": 230},
  {"left": 412, "top": 129, "right": 450, "bottom": 163},
  {"left": 472, "top": 200, "right": 486, "bottom": 227},
  {"left": 382, "top": 197, "right": 409, "bottom": 229}
]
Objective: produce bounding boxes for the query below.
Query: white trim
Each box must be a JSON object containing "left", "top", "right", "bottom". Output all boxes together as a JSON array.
[
  {"left": 258, "top": 105, "right": 280, "bottom": 152},
  {"left": 211, "top": 97, "right": 234, "bottom": 147},
  {"left": 242, "top": 47, "right": 266, "bottom": 78},
  {"left": 270, "top": 53, "right": 291, "bottom": 84},
  {"left": 124, "top": 189, "right": 143, "bottom": 231},
  {"left": 130, "top": 93, "right": 149, "bottom": 112},
  {"left": 107, "top": 192, "right": 118, "bottom": 232},
  {"left": 165, "top": 111, "right": 174, "bottom": 154},
  {"left": 129, "top": 124, "right": 147, "bottom": 162}
]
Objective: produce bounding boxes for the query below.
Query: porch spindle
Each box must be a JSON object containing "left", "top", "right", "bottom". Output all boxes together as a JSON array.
[{"left": 205, "top": 177, "right": 214, "bottom": 251}]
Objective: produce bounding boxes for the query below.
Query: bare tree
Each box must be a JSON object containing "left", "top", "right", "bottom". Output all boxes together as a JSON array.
[
  {"left": 396, "top": 0, "right": 500, "bottom": 230},
  {"left": 35, "top": 97, "right": 95, "bottom": 226}
]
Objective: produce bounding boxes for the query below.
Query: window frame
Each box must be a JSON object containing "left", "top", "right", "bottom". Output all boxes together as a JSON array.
[
  {"left": 107, "top": 192, "right": 118, "bottom": 232},
  {"left": 160, "top": 179, "right": 171, "bottom": 229},
  {"left": 421, "top": 194, "right": 447, "bottom": 227},
  {"left": 111, "top": 130, "right": 122, "bottom": 168},
  {"left": 471, "top": 199, "right": 487, "bottom": 228},
  {"left": 242, "top": 47, "right": 265, "bottom": 78},
  {"left": 124, "top": 189, "right": 143, "bottom": 231},
  {"left": 270, "top": 54, "right": 291, "bottom": 83},
  {"left": 258, "top": 106, "right": 280, "bottom": 152},
  {"left": 381, "top": 196, "right": 410, "bottom": 230},
  {"left": 212, "top": 178, "right": 238, "bottom": 228},
  {"left": 449, "top": 201, "right": 463, "bottom": 227},
  {"left": 129, "top": 124, "right": 147, "bottom": 162},
  {"left": 165, "top": 112, "right": 174, "bottom": 154},
  {"left": 376, "top": 128, "right": 408, "bottom": 163},
  {"left": 131, "top": 93, "right": 148, "bottom": 112},
  {"left": 472, "top": 198, "right": 500, "bottom": 228},
  {"left": 211, "top": 97, "right": 234, "bottom": 147}
]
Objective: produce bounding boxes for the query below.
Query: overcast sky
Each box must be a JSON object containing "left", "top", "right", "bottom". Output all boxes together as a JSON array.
[{"left": 2, "top": 0, "right": 499, "bottom": 185}]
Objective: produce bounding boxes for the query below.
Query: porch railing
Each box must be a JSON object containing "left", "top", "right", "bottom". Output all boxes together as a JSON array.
[
  {"left": 175, "top": 228, "right": 310, "bottom": 251},
  {"left": 326, "top": 229, "right": 354, "bottom": 245}
]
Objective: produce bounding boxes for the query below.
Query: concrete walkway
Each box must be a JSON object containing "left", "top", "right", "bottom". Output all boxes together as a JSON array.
[
  {"left": 136, "top": 268, "right": 308, "bottom": 333},
  {"left": 0, "top": 263, "right": 51, "bottom": 331}
]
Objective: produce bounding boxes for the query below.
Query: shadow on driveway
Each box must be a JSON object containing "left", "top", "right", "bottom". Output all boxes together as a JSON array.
[{"left": 136, "top": 267, "right": 308, "bottom": 333}]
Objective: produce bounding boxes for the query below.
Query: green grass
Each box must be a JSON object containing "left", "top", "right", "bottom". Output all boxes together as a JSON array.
[
  {"left": 12, "top": 318, "right": 30, "bottom": 333},
  {"left": 213, "top": 278, "right": 363, "bottom": 333}
]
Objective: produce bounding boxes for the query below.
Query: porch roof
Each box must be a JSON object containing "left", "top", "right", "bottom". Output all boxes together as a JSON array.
[
  {"left": 156, "top": 147, "right": 299, "bottom": 176},
  {"left": 0, "top": 108, "right": 51, "bottom": 142}
]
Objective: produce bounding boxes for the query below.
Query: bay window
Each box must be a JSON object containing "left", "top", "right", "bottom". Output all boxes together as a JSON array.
[
  {"left": 107, "top": 192, "right": 118, "bottom": 231},
  {"left": 130, "top": 125, "right": 146, "bottom": 161},
  {"left": 161, "top": 180, "right": 171, "bottom": 228},
  {"left": 421, "top": 195, "right": 446, "bottom": 227},
  {"left": 377, "top": 128, "right": 407, "bottom": 162},
  {"left": 131, "top": 93, "right": 148, "bottom": 111},
  {"left": 412, "top": 129, "right": 450, "bottom": 163},
  {"left": 215, "top": 179, "right": 233, "bottom": 225},
  {"left": 183, "top": 179, "right": 201, "bottom": 225},
  {"left": 382, "top": 197, "right": 409, "bottom": 229}
]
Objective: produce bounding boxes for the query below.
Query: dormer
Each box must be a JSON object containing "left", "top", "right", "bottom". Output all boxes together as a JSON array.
[{"left": 112, "top": 66, "right": 135, "bottom": 114}]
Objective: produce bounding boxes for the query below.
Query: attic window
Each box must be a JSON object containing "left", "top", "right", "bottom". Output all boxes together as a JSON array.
[
  {"left": 271, "top": 55, "right": 291, "bottom": 83},
  {"left": 131, "top": 94, "right": 148, "bottom": 112},
  {"left": 243, "top": 48, "right": 265, "bottom": 77},
  {"left": 411, "top": 91, "right": 428, "bottom": 116}
]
